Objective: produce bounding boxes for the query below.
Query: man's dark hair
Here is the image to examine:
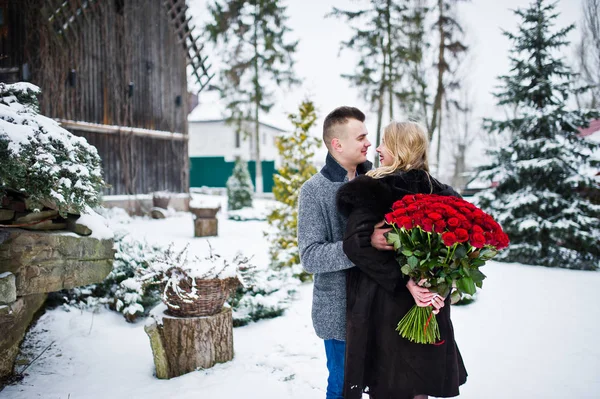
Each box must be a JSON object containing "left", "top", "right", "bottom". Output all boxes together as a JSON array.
[{"left": 323, "top": 106, "right": 365, "bottom": 149}]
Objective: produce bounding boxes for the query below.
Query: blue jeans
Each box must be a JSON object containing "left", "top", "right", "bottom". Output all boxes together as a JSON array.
[{"left": 324, "top": 339, "right": 346, "bottom": 399}]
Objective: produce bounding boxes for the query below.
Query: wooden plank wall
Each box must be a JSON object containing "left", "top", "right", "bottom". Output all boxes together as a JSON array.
[
  {"left": 69, "top": 128, "right": 188, "bottom": 196},
  {"left": 11, "top": 0, "right": 192, "bottom": 195},
  {"left": 26, "top": 0, "right": 189, "bottom": 132}
]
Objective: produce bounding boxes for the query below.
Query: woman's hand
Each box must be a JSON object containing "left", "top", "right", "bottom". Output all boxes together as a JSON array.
[{"left": 406, "top": 279, "right": 446, "bottom": 314}]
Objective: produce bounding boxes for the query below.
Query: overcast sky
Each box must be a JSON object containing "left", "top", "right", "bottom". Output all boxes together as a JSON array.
[{"left": 189, "top": 0, "right": 583, "bottom": 174}]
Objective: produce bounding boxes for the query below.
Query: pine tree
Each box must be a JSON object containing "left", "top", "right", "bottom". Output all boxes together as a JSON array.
[
  {"left": 226, "top": 158, "right": 254, "bottom": 210},
  {"left": 477, "top": 0, "right": 600, "bottom": 270},
  {"left": 266, "top": 100, "right": 320, "bottom": 281},
  {"left": 206, "top": 0, "right": 299, "bottom": 193}
]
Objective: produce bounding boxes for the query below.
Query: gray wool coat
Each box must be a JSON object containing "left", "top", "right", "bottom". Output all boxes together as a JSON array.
[{"left": 297, "top": 153, "right": 372, "bottom": 341}]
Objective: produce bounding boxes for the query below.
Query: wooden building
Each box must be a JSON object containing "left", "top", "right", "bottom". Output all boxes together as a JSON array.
[{"left": 0, "top": 0, "right": 212, "bottom": 195}]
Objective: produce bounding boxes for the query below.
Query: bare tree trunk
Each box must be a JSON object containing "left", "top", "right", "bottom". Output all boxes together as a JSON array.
[
  {"left": 375, "top": 92, "right": 384, "bottom": 168},
  {"left": 435, "top": 107, "right": 442, "bottom": 175},
  {"left": 386, "top": 0, "right": 394, "bottom": 121},
  {"left": 430, "top": 0, "right": 446, "bottom": 142},
  {"left": 253, "top": 4, "right": 263, "bottom": 193},
  {"left": 374, "top": 35, "right": 388, "bottom": 168},
  {"left": 580, "top": 0, "right": 600, "bottom": 108}
]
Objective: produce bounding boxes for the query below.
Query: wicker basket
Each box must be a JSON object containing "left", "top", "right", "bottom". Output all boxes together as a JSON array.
[
  {"left": 162, "top": 267, "right": 240, "bottom": 317},
  {"left": 152, "top": 192, "right": 171, "bottom": 209}
]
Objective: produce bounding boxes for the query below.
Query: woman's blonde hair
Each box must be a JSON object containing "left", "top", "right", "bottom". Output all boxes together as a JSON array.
[{"left": 367, "top": 121, "right": 430, "bottom": 179}]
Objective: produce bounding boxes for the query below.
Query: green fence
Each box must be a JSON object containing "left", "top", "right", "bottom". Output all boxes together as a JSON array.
[{"left": 189, "top": 157, "right": 275, "bottom": 192}]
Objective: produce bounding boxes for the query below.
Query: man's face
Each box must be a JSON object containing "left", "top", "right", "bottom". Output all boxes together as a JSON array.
[{"left": 335, "top": 119, "right": 371, "bottom": 166}]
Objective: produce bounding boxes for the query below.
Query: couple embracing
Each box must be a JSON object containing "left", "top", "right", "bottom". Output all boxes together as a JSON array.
[{"left": 298, "top": 106, "right": 467, "bottom": 399}]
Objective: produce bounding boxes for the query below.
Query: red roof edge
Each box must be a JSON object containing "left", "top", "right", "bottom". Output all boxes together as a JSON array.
[{"left": 578, "top": 119, "right": 600, "bottom": 137}]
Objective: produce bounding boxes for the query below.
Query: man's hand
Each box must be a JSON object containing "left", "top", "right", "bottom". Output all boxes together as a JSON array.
[{"left": 371, "top": 220, "right": 394, "bottom": 251}]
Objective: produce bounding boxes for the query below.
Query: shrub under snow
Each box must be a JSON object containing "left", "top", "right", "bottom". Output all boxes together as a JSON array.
[
  {"left": 60, "top": 230, "right": 297, "bottom": 324},
  {"left": 0, "top": 82, "right": 105, "bottom": 216}
]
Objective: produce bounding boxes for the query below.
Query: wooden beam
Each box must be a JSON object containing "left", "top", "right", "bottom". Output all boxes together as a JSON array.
[{"left": 58, "top": 119, "right": 188, "bottom": 141}]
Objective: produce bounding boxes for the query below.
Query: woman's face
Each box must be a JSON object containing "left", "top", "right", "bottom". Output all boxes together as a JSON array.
[{"left": 376, "top": 138, "right": 394, "bottom": 166}]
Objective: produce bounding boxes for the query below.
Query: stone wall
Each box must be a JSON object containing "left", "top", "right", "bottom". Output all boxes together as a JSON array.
[{"left": 0, "top": 228, "right": 114, "bottom": 381}]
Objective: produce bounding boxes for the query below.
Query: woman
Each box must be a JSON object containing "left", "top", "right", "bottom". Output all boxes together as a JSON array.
[{"left": 336, "top": 121, "right": 467, "bottom": 399}]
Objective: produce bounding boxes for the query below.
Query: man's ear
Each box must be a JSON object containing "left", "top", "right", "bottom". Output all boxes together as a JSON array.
[{"left": 331, "top": 137, "right": 342, "bottom": 153}]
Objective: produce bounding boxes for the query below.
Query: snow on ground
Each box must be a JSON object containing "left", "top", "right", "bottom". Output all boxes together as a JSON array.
[{"left": 2, "top": 194, "right": 600, "bottom": 398}]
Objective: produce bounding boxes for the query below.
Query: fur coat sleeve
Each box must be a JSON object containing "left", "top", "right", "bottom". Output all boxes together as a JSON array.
[{"left": 336, "top": 175, "right": 409, "bottom": 295}]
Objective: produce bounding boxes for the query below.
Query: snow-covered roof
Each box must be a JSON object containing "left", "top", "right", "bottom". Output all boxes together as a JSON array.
[{"left": 188, "top": 91, "right": 289, "bottom": 133}]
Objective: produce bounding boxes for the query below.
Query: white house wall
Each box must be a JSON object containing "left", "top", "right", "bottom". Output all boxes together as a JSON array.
[{"left": 188, "top": 120, "right": 283, "bottom": 167}]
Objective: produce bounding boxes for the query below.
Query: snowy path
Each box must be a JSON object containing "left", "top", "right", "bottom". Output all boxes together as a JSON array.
[
  {"left": 2, "top": 196, "right": 600, "bottom": 398},
  {"left": 2, "top": 284, "right": 325, "bottom": 399}
]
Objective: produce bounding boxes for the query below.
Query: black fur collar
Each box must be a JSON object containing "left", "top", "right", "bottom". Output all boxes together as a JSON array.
[{"left": 336, "top": 169, "right": 459, "bottom": 218}]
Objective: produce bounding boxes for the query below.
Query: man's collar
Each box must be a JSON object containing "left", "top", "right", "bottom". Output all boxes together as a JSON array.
[{"left": 321, "top": 152, "right": 373, "bottom": 182}]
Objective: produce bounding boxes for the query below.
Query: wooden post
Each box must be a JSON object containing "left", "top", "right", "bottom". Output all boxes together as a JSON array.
[
  {"left": 194, "top": 217, "right": 218, "bottom": 237},
  {"left": 145, "top": 305, "right": 234, "bottom": 379}
]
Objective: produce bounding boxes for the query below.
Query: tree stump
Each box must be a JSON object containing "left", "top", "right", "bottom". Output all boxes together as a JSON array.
[
  {"left": 144, "top": 305, "right": 234, "bottom": 379},
  {"left": 194, "top": 217, "right": 218, "bottom": 237}
]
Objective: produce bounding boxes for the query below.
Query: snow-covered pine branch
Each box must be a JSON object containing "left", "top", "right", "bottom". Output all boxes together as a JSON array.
[{"left": 0, "top": 82, "right": 105, "bottom": 216}]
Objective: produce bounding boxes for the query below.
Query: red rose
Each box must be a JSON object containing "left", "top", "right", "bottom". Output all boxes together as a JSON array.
[
  {"left": 447, "top": 217, "right": 460, "bottom": 228},
  {"left": 407, "top": 204, "right": 419, "bottom": 212},
  {"left": 393, "top": 208, "right": 407, "bottom": 217},
  {"left": 484, "top": 232, "right": 497, "bottom": 246},
  {"left": 461, "top": 221, "right": 473, "bottom": 230},
  {"left": 433, "top": 219, "right": 446, "bottom": 232},
  {"left": 429, "top": 212, "right": 443, "bottom": 221},
  {"left": 494, "top": 231, "right": 510, "bottom": 249},
  {"left": 398, "top": 216, "right": 413, "bottom": 230},
  {"left": 442, "top": 232, "right": 458, "bottom": 246},
  {"left": 384, "top": 213, "right": 394, "bottom": 224},
  {"left": 403, "top": 195, "right": 416, "bottom": 204},
  {"left": 470, "top": 233, "right": 486, "bottom": 248},
  {"left": 455, "top": 228, "right": 469, "bottom": 243},
  {"left": 445, "top": 207, "right": 458, "bottom": 216},
  {"left": 421, "top": 218, "right": 434, "bottom": 232},
  {"left": 472, "top": 225, "right": 484, "bottom": 234},
  {"left": 392, "top": 200, "right": 405, "bottom": 211},
  {"left": 458, "top": 206, "right": 471, "bottom": 214}
]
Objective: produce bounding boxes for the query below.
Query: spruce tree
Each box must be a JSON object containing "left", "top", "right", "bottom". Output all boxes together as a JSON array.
[
  {"left": 226, "top": 158, "right": 254, "bottom": 210},
  {"left": 206, "top": 0, "right": 299, "bottom": 193},
  {"left": 477, "top": 0, "right": 600, "bottom": 270},
  {"left": 266, "top": 100, "right": 320, "bottom": 281}
]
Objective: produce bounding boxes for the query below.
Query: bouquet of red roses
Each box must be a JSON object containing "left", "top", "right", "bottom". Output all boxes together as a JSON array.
[{"left": 384, "top": 194, "right": 509, "bottom": 344}]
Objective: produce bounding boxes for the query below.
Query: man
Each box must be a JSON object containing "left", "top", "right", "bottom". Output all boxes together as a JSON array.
[{"left": 298, "top": 106, "right": 373, "bottom": 399}]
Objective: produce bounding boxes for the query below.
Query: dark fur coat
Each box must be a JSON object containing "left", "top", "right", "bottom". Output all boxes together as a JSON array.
[{"left": 336, "top": 169, "right": 467, "bottom": 399}]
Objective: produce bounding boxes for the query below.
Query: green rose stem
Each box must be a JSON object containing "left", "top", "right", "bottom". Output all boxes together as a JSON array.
[
  {"left": 396, "top": 305, "right": 440, "bottom": 344},
  {"left": 444, "top": 243, "right": 458, "bottom": 264}
]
